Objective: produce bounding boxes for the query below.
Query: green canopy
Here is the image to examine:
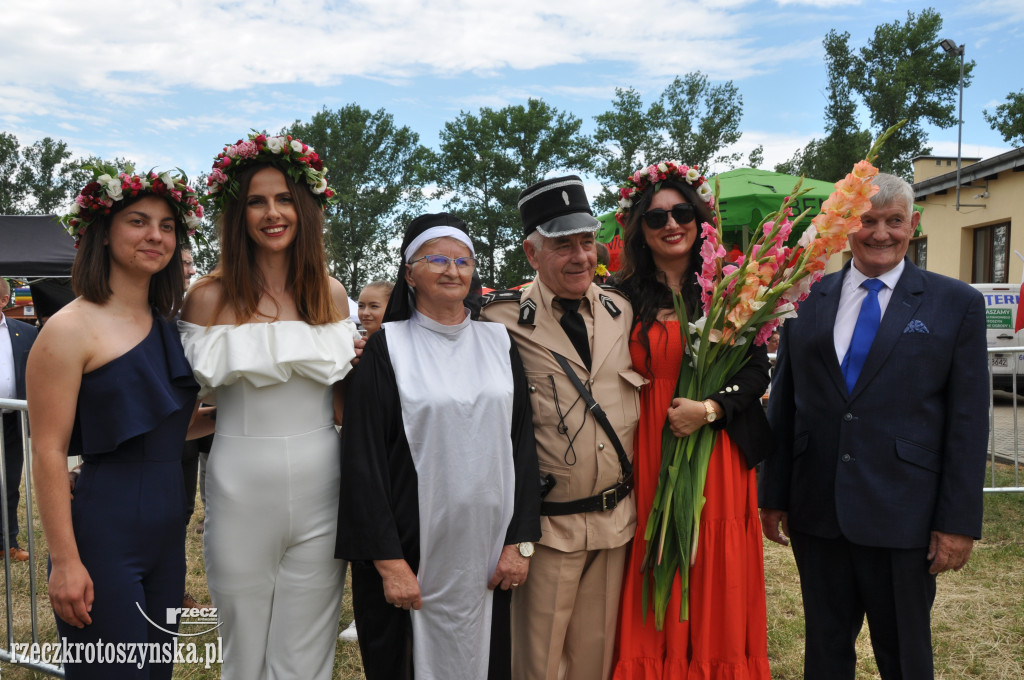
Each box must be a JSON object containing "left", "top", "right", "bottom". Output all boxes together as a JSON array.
[{"left": 713, "top": 168, "right": 837, "bottom": 246}]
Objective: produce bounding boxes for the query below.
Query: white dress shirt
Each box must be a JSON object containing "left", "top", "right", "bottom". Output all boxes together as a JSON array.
[
  {"left": 0, "top": 313, "right": 17, "bottom": 408},
  {"left": 834, "top": 260, "right": 906, "bottom": 364}
]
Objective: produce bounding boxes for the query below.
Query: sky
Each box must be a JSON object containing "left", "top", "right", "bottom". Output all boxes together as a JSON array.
[{"left": 2, "top": 0, "right": 1022, "bottom": 207}]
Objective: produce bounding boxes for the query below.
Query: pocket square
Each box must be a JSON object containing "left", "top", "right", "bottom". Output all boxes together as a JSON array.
[{"left": 904, "top": 319, "right": 929, "bottom": 334}]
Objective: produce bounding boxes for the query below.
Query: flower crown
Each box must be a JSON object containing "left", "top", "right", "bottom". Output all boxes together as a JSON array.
[
  {"left": 60, "top": 164, "right": 203, "bottom": 246},
  {"left": 614, "top": 160, "right": 715, "bottom": 227},
  {"left": 205, "top": 132, "right": 338, "bottom": 213}
]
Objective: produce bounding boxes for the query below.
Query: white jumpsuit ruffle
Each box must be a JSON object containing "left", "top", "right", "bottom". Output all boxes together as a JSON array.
[{"left": 179, "top": 320, "right": 358, "bottom": 680}]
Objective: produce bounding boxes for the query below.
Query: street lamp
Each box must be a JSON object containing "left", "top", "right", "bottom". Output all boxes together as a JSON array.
[{"left": 940, "top": 38, "right": 965, "bottom": 211}]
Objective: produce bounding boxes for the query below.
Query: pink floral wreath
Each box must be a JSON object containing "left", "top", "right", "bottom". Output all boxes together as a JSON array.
[{"left": 615, "top": 160, "right": 715, "bottom": 227}]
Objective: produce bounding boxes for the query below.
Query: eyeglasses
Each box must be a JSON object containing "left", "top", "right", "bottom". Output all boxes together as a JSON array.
[
  {"left": 408, "top": 254, "right": 478, "bottom": 273},
  {"left": 642, "top": 203, "right": 696, "bottom": 230}
]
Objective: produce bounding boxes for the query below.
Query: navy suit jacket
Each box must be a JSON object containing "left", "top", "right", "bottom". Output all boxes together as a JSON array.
[
  {"left": 759, "top": 259, "right": 989, "bottom": 549},
  {"left": 5, "top": 316, "right": 37, "bottom": 401}
]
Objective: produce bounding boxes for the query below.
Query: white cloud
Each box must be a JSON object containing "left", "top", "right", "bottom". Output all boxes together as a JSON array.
[
  {"left": 927, "top": 140, "right": 1012, "bottom": 162},
  {"left": 1, "top": 0, "right": 775, "bottom": 92},
  {"left": 721, "top": 129, "right": 819, "bottom": 173},
  {"left": 774, "top": 0, "right": 861, "bottom": 7}
]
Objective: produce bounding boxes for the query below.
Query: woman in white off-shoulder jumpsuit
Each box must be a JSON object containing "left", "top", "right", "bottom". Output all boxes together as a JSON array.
[{"left": 179, "top": 138, "right": 357, "bottom": 680}]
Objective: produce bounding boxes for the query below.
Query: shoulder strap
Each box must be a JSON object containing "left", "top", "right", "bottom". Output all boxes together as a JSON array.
[{"left": 549, "top": 350, "right": 632, "bottom": 479}]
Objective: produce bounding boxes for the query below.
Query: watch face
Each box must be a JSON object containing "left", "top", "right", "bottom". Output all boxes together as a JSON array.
[{"left": 518, "top": 542, "right": 535, "bottom": 558}]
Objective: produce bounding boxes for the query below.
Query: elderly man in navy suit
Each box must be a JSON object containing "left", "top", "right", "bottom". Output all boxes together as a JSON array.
[
  {"left": 759, "top": 173, "right": 989, "bottom": 679},
  {"left": 1, "top": 278, "right": 39, "bottom": 562}
]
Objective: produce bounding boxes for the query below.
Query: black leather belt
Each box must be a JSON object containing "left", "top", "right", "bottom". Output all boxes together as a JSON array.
[{"left": 540, "top": 475, "right": 634, "bottom": 516}]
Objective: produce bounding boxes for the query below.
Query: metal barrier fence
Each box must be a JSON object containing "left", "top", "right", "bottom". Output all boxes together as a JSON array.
[
  {"left": 1, "top": 352, "right": 1022, "bottom": 674},
  {"left": 0, "top": 397, "right": 64, "bottom": 676},
  {"left": 986, "top": 346, "right": 1024, "bottom": 493}
]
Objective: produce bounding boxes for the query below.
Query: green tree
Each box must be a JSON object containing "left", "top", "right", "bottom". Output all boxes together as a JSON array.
[
  {"left": 290, "top": 105, "right": 431, "bottom": 294},
  {"left": 984, "top": 90, "right": 1024, "bottom": 147},
  {"left": 0, "top": 132, "right": 26, "bottom": 214},
  {"left": 747, "top": 145, "right": 765, "bottom": 170},
  {"left": 591, "top": 73, "right": 745, "bottom": 207},
  {"left": 186, "top": 171, "right": 221, "bottom": 276},
  {"left": 775, "top": 30, "right": 872, "bottom": 181},
  {"left": 591, "top": 87, "right": 663, "bottom": 211},
  {"left": 17, "top": 137, "right": 75, "bottom": 214},
  {"left": 431, "top": 99, "right": 595, "bottom": 288},
  {"left": 851, "top": 8, "right": 973, "bottom": 177},
  {"left": 658, "top": 72, "right": 744, "bottom": 171}
]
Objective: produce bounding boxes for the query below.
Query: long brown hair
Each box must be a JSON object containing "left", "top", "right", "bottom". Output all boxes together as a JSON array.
[
  {"left": 613, "top": 179, "right": 716, "bottom": 367},
  {"left": 204, "top": 164, "right": 340, "bottom": 325},
  {"left": 71, "top": 195, "right": 187, "bottom": 319}
]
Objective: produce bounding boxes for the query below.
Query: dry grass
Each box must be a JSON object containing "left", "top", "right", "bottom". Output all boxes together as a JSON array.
[{"left": 2, "top": 465, "right": 1022, "bottom": 679}]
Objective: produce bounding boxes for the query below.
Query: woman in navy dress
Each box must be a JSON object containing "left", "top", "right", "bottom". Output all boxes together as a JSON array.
[{"left": 28, "top": 166, "right": 204, "bottom": 679}]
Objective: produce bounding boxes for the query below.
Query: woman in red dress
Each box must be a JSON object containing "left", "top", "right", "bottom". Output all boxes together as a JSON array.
[{"left": 612, "top": 162, "right": 773, "bottom": 679}]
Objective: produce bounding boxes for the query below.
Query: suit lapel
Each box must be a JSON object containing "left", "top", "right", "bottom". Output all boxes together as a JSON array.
[
  {"left": 814, "top": 270, "right": 848, "bottom": 397},
  {"left": 851, "top": 261, "right": 924, "bottom": 399},
  {"left": 588, "top": 286, "right": 623, "bottom": 376}
]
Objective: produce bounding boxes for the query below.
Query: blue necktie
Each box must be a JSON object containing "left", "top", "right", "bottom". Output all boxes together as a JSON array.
[{"left": 841, "top": 279, "right": 885, "bottom": 393}]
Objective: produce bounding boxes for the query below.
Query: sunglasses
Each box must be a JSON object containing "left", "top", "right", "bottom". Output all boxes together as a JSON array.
[{"left": 642, "top": 203, "right": 696, "bottom": 230}]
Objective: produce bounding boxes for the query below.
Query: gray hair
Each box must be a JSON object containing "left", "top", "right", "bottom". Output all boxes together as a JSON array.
[
  {"left": 871, "top": 173, "right": 914, "bottom": 215},
  {"left": 525, "top": 230, "right": 546, "bottom": 251}
]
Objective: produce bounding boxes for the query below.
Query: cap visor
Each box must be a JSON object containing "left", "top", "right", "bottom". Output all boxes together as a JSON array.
[{"left": 535, "top": 212, "right": 600, "bottom": 238}]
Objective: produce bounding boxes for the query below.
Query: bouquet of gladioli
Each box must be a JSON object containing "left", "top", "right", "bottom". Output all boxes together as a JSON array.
[{"left": 641, "top": 122, "right": 906, "bottom": 629}]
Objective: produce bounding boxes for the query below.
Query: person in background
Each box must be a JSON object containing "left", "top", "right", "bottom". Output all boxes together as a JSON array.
[
  {"left": 1, "top": 276, "right": 38, "bottom": 562},
  {"left": 30, "top": 167, "right": 202, "bottom": 678},
  {"left": 338, "top": 278, "right": 394, "bottom": 643},
  {"left": 356, "top": 280, "right": 394, "bottom": 338},
  {"left": 181, "top": 245, "right": 197, "bottom": 289},
  {"left": 180, "top": 132, "right": 358, "bottom": 680},
  {"left": 760, "top": 173, "right": 989, "bottom": 679},
  {"left": 480, "top": 176, "right": 640, "bottom": 680}
]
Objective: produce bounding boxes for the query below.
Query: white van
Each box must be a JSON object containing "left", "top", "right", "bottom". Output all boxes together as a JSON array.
[{"left": 972, "top": 283, "right": 1024, "bottom": 393}]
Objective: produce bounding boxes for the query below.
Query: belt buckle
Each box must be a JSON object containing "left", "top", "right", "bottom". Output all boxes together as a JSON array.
[{"left": 601, "top": 486, "right": 618, "bottom": 511}]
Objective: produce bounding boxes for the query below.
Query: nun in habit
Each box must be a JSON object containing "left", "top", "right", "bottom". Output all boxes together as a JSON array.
[{"left": 336, "top": 213, "right": 541, "bottom": 680}]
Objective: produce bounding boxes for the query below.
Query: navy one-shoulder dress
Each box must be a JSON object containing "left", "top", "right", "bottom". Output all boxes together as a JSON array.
[{"left": 56, "top": 317, "right": 198, "bottom": 680}]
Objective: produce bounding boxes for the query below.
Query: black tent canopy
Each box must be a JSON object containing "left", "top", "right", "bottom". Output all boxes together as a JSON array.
[{"left": 0, "top": 214, "right": 77, "bottom": 279}]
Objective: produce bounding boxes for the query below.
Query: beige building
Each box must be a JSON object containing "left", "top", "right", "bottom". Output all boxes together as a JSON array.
[
  {"left": 911, "top": 149, "right": 1024, "bottom": 283},
  {"left": 818, "top": 148, "right": 1024, "bottom": 282}
]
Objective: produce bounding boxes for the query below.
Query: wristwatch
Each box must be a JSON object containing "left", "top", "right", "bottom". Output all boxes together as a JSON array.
[
  {"left": 517, "top": 542, "right": 535, "bottom": 558},
  {"left": 702, "top": 399, "right": 718, "bottom": 424}
]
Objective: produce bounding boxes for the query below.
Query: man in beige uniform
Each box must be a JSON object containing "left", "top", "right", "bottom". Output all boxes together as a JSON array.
[{"left": 481, "top": 175, "right": 642, "bottom": 680}]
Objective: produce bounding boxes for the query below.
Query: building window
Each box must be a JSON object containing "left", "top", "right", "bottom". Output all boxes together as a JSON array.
[
  {"left": 973, "top": 222, "right": 1010, "bottom": 283},
  {"left": 907, "top": 237, "right": 927, "bottom": 269}
]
